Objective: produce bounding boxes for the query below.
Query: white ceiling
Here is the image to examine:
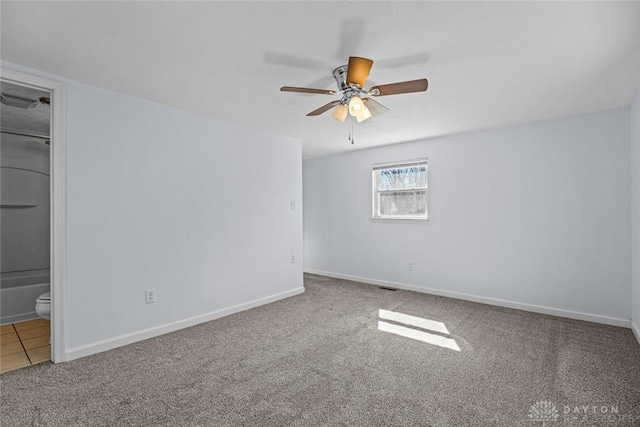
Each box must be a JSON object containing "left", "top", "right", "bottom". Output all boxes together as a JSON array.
[{"left": 2, "top": 1, "right": 639, "bottom": 159}]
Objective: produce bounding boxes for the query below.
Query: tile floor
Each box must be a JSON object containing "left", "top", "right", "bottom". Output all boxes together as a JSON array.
[{"left": 0, "top": 319, "right": 51, "bottom": 374}]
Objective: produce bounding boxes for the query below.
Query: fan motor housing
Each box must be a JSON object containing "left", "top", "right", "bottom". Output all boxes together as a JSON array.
[{"left": 332, "top": 65, "right": 349, "bottom": 91}]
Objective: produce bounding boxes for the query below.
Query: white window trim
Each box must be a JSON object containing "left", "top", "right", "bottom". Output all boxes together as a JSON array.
[{"left": 372, "top": 158, "right": 428, "bottom": 221}]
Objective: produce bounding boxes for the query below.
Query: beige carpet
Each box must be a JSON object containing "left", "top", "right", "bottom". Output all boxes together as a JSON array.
[{"left": 1, "top": 274, "right": 639, "bottom": 426}]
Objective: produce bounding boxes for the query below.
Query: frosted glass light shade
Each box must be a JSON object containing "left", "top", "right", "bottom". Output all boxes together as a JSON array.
[
  {"left": 355, "top": 105, "right": 372, "bottom": 122},
  {"left": 348, "top": 96, "right": 365, "bottom": 116},
  {"left": 332, "top": 104, "right": 348, "bottom": 122}
]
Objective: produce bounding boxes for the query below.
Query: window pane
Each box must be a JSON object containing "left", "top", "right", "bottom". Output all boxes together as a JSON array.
[
  {"left": 379, "top": 190, "right": 427, "bottom": 216},
  {"left": 377, "top": 166, "right": 427, "bottom": 191}
]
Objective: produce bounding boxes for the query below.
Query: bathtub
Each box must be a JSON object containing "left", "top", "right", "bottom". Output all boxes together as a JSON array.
[{"left": 0, "top": 270, "right": 50, "bottom": 324}]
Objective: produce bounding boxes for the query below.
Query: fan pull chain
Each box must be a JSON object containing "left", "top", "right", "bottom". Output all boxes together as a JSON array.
[{"left": 349, "top": 115, "right": 355, "bottom": 145}]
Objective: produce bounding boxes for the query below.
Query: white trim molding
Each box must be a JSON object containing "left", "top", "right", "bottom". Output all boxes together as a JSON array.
[
  {"left": 66, "top": 287, "right": 305, "bottom": 361},
  {"left": 1, "top": 67, "right": 67, "bottom": 363},
  {"left": 632, "top": 321, "right": 640, "bottom": 346},
  {"left": 304, "top": 269, "right": 632, "bottom": 329}
]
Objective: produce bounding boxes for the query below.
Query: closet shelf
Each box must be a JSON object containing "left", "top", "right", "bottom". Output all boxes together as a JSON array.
[{"left": 1, "top": 203, "right": 38, "bottom": 208}]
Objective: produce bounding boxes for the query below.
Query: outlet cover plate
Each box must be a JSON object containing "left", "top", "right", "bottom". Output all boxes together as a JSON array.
[{"left": 145, "top": 289, "right": 156, "bottom": 304}]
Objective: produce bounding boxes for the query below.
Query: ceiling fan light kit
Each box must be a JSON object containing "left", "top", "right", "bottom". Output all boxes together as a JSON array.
[
  {"left": 348, "top": 96, "right": 371, "bottom": 123},
  {"left": 356, "top": 107, "right": 372, "bottom": 123},
  {"left": 281, "top": 56, "right": 428, "bottom": 142},
  {"left": 332, "top": 103, "right": 348, "bottom": 123}
]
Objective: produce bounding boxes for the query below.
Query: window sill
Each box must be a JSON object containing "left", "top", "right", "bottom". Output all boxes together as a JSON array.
[{"left": 371, "top": 217, "right": 429, "bottom": 223}]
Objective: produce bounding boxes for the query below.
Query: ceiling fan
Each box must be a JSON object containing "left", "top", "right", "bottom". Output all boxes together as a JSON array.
[{"left": 280, "top": 56, "right": 428, "bottom": 123}]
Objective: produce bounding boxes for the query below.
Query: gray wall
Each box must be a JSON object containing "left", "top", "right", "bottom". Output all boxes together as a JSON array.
[
  {"left": 304, "top": 108, "right": 631, "bottom": 323},
  {"left": 631, "top": 91, "right": 640, "bottom": 332},
  {"left": 65, "top": 82, "right": 303, "bottom": 350}
]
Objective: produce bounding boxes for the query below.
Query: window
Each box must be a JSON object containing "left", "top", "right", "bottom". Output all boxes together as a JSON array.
[{"left": 372, "top": 158, "right": 428, "bottom": 220}]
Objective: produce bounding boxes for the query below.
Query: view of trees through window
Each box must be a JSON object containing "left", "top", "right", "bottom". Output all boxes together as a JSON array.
[{"left": 373, "top": 160, "right": 428, "bottom": 219}]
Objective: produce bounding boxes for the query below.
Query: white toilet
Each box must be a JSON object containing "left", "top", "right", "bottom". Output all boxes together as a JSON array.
[{"left": 35, "top": 292, "right": 51, "bottom": 320}]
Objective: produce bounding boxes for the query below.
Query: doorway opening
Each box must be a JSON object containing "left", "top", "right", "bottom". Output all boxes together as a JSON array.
[
  {"left": 1, "top": 68, "right": 67, "bottom": 368},
  {"left": 1, "top": 81, "right": 51, "bottom": 371}
]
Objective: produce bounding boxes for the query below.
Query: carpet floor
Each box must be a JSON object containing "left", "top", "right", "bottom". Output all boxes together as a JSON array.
[{"left": 1, "top": 274, "right": 639, "bottom": 426}]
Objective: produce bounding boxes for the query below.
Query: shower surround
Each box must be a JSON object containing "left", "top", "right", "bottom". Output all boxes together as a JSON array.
[{"left": 1, "top": 132, "right": 50, "bottom": 324}]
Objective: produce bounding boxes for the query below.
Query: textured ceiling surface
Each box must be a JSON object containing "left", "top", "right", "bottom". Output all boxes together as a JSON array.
[
  {"left": 1, "top": 82, "right": 50, "bottom": 135},
  {"left": 1, "top": 2, "right": 639, "bottom": 158}
]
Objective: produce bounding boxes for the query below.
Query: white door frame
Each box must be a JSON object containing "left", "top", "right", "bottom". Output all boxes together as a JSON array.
[{"left": 1, "top": 67, "right": 67, "bottom": 362}]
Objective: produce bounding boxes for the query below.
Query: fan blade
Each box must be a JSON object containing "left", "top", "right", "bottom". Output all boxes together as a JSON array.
[
  {"left": 370, "top": 79, "right": 428, "bottom": 96},
  {"left": 307, "top": 100, "right": 341, "bottom": 116},
  {"left": 362, "top": 98, "right": 389, "bottom": 116},
  {"left": 346, "top": 57, "right": 374, "bottom": 88},
  {"left": 281, "top": 86, "right": 336, "bottom": 95}
]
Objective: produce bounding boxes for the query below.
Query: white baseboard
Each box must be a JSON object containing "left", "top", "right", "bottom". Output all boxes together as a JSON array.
[
  {"left": 631, "top": 321, "right": 640, "bottom": 346},
  {"left": 304, "top": 269, "right": 631, "bottom": 329},
  {"left": 65, "top": 287, "right": 305, "bottom": 362}
]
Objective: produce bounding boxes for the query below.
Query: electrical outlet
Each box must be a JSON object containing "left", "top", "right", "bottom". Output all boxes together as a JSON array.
[
  {"left": 291, "top": 200, "right": 296, "bottom": 210},
  {"left": 145, "top": 289, "right": 156, "bottom": 304},
  {"left": 408, "top": 262, "right": 414, "bottom": 271},
  {"left": 291, "top": 254, "right": 296, "bottom": 263}
]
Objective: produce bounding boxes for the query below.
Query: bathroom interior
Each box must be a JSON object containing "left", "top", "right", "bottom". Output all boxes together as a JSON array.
[{"left": 0, "top": 81, "right": 53, "bottom": 373}]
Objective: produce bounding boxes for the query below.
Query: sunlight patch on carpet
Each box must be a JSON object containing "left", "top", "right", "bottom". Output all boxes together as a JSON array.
[
  {"left": 377, "top": 310, "right": 460, "bottom": 351},
  {"left": 379, "top": 309, "right": 450, "bottom": 335}
]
